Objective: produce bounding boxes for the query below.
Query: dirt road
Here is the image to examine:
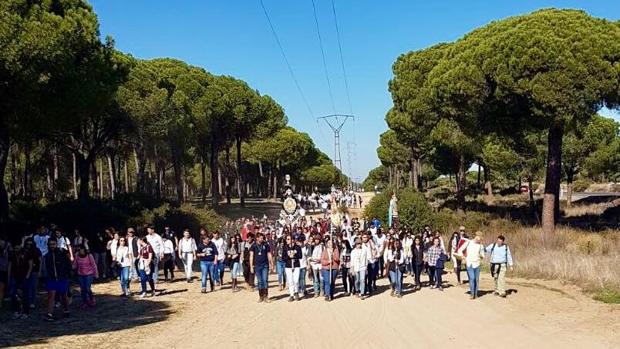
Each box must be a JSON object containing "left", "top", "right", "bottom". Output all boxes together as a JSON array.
[{"left": 2, "top": 271, "right": 618, "bottom": 349}]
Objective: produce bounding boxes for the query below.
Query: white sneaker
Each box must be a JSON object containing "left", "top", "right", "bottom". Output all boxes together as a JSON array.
[
  {"left": 140, "top": 292, "right": 147, "bottom": 298},
  {"left": 12, "top": 312, "right": 21, "bottom": 320}
]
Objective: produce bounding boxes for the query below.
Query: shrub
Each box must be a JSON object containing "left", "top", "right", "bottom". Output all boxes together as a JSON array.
[{"left": 364, "top": 187, "right": 434, "bottom": 232}]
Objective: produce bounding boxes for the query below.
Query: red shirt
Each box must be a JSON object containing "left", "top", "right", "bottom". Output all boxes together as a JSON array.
[{"left": 139, "top": 245, "right": 154, "bottom": 260}]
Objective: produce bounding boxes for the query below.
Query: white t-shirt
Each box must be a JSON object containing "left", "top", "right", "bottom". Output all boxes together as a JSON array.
[
  {"left": 212, "top": 237, "right": 226, "bottom": 261},
  {"left": 179, "top": 238, "right": 196, "bottom": 253},
  {"left": 163, "top": 240, "right": 174, "bottom": 254},
  {"left": 34, "top": 234, "right": 49, "bottom": 256},
  {"left": 146, "top": 233, "right": 164, "bottom": 255},
  {"left": 115, "top": 246, "right": 132, "bottom": 267}
]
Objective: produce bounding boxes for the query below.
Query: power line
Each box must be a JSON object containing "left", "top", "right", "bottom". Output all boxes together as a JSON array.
[
  {"left": 330, "top": 0, "right": 353, "bottom": 115},
  {"left": 259, "top": 0, "right": 314, "bottom": 118},
  {"left": 310, "top": 0, "right": 337, "bottom": 114}
]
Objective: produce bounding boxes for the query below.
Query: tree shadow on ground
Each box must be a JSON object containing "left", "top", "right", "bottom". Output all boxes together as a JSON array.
[{"left": 0, "top": 293, "right": 174, "bottom": 347}]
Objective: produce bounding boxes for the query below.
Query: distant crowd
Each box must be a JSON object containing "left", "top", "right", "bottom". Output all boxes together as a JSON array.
[{"left": 0, "top": 210, "right": 514, "bottom": 321}]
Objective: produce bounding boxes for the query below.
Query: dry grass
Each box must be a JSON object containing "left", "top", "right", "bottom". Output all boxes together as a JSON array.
[
  {"left": 563, "top": 199, "right": 620, "bottom": 217},
  {"left": 491, "top": 225, "right": 620, "bottom": 301}
]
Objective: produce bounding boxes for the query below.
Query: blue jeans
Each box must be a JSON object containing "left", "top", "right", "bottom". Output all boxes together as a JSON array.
[
  {"left": 413, "top": 263, "right": 423, "bottom": 287},
  {"left": 276, "top": 260, "right": 286, "bottom": 286},
  {"left": 312, "top": 268, "right": 322, "bottom": 295},
  {"left": 27, "top": 272, "right": 38, "bottom": 307},
  {"left": 355, "top": 270, "right": 366, "bottom": 294},
  {"left": 119, "top": 266, "right": 130, "bottom": 294},
  {"left": 467, "top": 266, "right": 481, "bottom": 297},
  {"left": 152, "top": 255, "right": 160, "bottom": 282},
  {"left": 200, "top": 261, "right": 216, "bottom": 290},
  {"left": 78, "top": 275, "right": 94, "bottom": 304},
  {"left": 435, "top": 267, "right": 444, "bottom": 288},
  {"left": 321, "top": 269, "right": 338, "bottom": 298},
  {"left": 366, "top": 262, "right": 378, "bottom": 293},
  {"left": 389, "top": 269, "right": 403, "bottom": 295},
  {"left": 230, "top": 262, "right": 240, "bottom": 279},
  {"left": 298, "top": 268, "right": 307, "bottom": 294},
  {"left": 255, "top": 264, "right": 269, "bottom": 290},
  {"left": 138, "top": 268, "right": 154, "bottom": 293},
  {"left": 214, "top": 261, "right": 225, "bottom": 284}
]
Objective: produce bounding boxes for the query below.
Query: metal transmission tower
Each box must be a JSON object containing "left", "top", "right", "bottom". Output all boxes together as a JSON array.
[{"left": 317, "top": 114, "right": 354, "bottom": 173}]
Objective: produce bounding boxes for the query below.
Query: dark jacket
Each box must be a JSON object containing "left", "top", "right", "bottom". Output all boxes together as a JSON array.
[
  {"left": 282, "top": 244, "right": 302, "bottom": 268},
  {"left": 45, "top": 248, "right": 72, "bottom": 281},
  {"left": 412, "top": 245, "right": 425, "bottom": 266}
]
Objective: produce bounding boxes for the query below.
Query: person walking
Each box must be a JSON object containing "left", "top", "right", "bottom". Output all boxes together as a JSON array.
[
  {"left": 0, "top": 237, "right": 10, "bottom": 311},
  {"left": 275, "top": 237, "right": 286, "bottom": 291},
  {"left": 296, "top": 235, "right": 309, "bottom": 297},
  {"left": 145, "top": 226, "right": 164, "bottom": 284},
  {"left": 426, "top": 237, "right": 447, "bottom": 290},
  {"left": 22, "top": 238, "right": 41, "bottom": 310},
  {"left": 212, "top": 231, "right": 227, "bottom": 287},
  {"left": 449, "top": 229, "right": 469, "bottom": 285},
  {"left": 113, "top": 237, "right": 132, "bottom": 297},
  {"left": 73, "top": 244, "right": 98, "bottom": 307},
  {"left": 249, "top": 232, "right": 274, "bottom": 303},
  {"left": 386, "top": 239, "right": 405, "bottom": 297},
  {"left": 127, "top": 228, "right": 140, "bottom": 281},
  {"left": 320, "top": 239, "right": 340, "bottom": 302},
  {"left": 162, "top": 235, "right": 175, "bottom": 282},
  {"left": 226, "top": 235, "right": 241, "bottom": 292},
  {"left": 339, "top": 239, "right": 354, "bottom": 296},
  {"left": 44, "top": 239, "right": 72, "bottom": 321},
  {"left": 350, "top": 238, "right": 369, "bottom": 299},
  {"left": 362, "top": 233, "right": 378, "bottom": 295},
  {"left": 486, "top": 235, "right": 514, "bottom": 298},
  {"left": 240, "top": 233, "right": 255, "bottom": 290},
  {"left": 282, "top": 235, "right": 302, "bottom": 301},
  {"left": 178, "top": 229, "right": 197, "bottom": 283},
  {"left": 458, "top": 231, "right": 486, "bottom": 299},
  {"left": 309, "top": 235, "right": 323, "bottom": 298},
  {"left": 196, "top": 234, "right": 218, "bottom": 293},
  {"left": 411, "top": 236, "right": 424, "bottom": 291},
  {"left": 137, "top": 237, "right": 156, "bottom": 298},
  {"left": 8, "top": 244, "right": 31, "bottom": 319}
]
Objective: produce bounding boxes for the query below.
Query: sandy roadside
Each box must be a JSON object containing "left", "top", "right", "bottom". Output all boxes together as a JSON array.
[{"left": 1, "top": 270, "right": 618, "bottom": 349}]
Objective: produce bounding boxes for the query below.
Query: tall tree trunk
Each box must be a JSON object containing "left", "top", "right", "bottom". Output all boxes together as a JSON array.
[
  {"left": 476, "top": 161, "right": 481, "bottom": 197},
  {"left": 10, "top": 145, "right": 18, "bottom": 197},
  {"left": 456, "top": 154, "right": 466, "bottom": 212},
  {"left": 52, "top": 148, "right": 59, "bottom": 200},
  {"left": 410, "top": 145, "right": 419, "bottom": 191},
  {"left": 171, "top": 144, "right": 184, "bottom": 203},
  {"left": 124, "top": 160, "right": 129, "bottom": 193},
  {"left": 528, "top": 176, "right": 538, "bottom": 222},
  {"left": 72, "top": 153, "right": 78, "bottom": 200},
  {"left": 107, "top": 154, "right": 116, "bottom": 200},
  {"left": 225, "top": 146, "right": 231, "bottom": 204},
  {"left": 134, "top": 147, "right": 146, "bottom": 194},
  {"left": 236, "top": 137, "right": 245, "bottom": 207},
  {"left": 267, "top": 167, "right": 272, "bottom": 198},
  {"left": 77, "top": 153, "right": 92, "bottom": 202},
  {"left": 484, "top": 165, "right": 493, "bottom": 198},
  {"left": 542, "top": 123, "right": 564, "bottom": 235},
  {"left": 566, "top": 170, "right": 574, "bottom": 208},
  {"left": 273, "top": 161, "right": 279, "bottom": 199},
  {"left": 23, "top": 144, "right": 31, "bottom": 199},
  {"left": 0, "top": 123, "right": 10, "bottom": 223},
  {"left": 209, "top": 145, "right": 219, "bottom": 208},
  {"left": 200, "top": 156, "right": 207, "bottom": 204},
  {"left": 416, "top": 158, "right": 422, "bottom": 190},
  {"left": 98, "top": 158, "right": 104, "bottom": 199}
]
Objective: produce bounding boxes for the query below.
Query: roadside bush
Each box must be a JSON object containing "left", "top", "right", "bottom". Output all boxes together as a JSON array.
[
  {"left": 364, "top": 187, "right": 434, "bottom": 231},
  {"left": 573, "top": 178, "right": 594, "bottom": 192},
  {"left": 128, "top": 203, "right": 224, "bottom": 236}
]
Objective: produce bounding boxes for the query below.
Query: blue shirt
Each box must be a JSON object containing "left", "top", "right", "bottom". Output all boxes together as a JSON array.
[
  {"left": 197, "top": 242, "right": 218, "bottom": 262},
  {"left": 485, "top": 243, "right": 513, "bottom": 266}
]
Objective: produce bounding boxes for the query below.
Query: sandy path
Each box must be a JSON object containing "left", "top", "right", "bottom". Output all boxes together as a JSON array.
[{"left": 2, "top": 270, "right": 618, "bottom": 349}]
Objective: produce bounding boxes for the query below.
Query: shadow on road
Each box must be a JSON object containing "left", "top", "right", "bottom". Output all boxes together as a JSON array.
[{"left": 0, "top": 293, "right": 174, "bottom": 348}]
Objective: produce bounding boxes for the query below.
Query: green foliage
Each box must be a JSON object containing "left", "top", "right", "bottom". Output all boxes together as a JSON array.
[
  {"left": 362, "top": 166, "right": 389, "bottom": 192},
  {"left": 130, "top": 203, "right": 224, "bottom": 234},
  {"left": 363, "top": 188, "right": 434, "bottom": 232},
  {"left": 593, "top": 289, "right": 620, "bottom": 304},
  {"left": 301, "top": 164, "right": 343, "bottom": 192}
]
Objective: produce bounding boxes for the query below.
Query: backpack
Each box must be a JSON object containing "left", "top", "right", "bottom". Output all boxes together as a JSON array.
[{"left": 489, "top": 243, "right": 509, "bottom": 277}]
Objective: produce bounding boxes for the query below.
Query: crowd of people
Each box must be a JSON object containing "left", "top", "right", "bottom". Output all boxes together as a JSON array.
[{"left": 0, "top": 209, "right": 514, "bottom": 320}]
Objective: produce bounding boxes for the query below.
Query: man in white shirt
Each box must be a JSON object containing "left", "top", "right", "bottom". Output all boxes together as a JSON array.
[
  {"left": 212, "top": 231, "right": 226, "bottom": 286},
  {"left": 373, "top": 229, "right": 386, "bottom": 277},
  {"left": 362, "top": 233, "right": 378, "bottom": 295},
  {"left": 146, "top": 226, "right": 164, "bottom": 283}
]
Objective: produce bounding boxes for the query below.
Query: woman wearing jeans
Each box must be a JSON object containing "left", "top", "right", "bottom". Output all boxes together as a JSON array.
[
  {"left": 386, "top": 239, "right": 405, "bottom": 298},
  {"left": 320, "top": 239, "right": 340, "bottom": 302},
  {"left": 226, "top": 235, "right": 241, "bottom": 292},
  {"left": 114, "top": 237, "right": 132, "bottom": 296},
  {"left": 72, "top": 245, "right": 98, "bottom": 308},
  {"left": 459, "top": 231, "right": 486, "bottom": 299},
  {"left": 351, "top": 238, "right": 369, "bottom": 299},
  {"left": 339, "top": 239, "right": 354, "bottom": 296},
  {"left": 309, "top": 236, "right": 323, "bottom": 297},
  {"left": 196, "top": 235, "right": 218, "bottom": 293},
  {"left": 275, "top": 238, "right": 286, "bottom": 291},
  {"left": 137, "top": 237, "right": 156, "bottom": 298},
  {"left": 411, "top": 237, "right": 424, "bottom": 291}
]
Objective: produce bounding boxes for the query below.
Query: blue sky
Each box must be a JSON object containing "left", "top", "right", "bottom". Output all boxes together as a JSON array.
[{"left": 90, "top": 0, "right": 620, "bottom": 182}]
